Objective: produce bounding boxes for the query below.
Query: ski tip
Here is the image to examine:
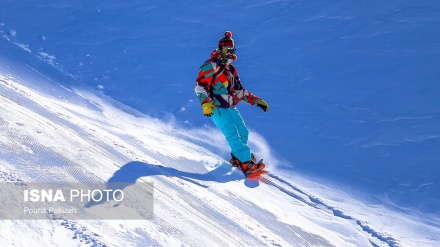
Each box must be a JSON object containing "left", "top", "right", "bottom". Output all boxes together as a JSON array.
[{"left": 245, "top": 170, "right": 267, "bottom": 179}]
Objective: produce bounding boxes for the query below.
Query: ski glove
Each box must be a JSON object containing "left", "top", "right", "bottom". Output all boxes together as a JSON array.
[
  {"left": 202, "top": 102, "right": 215, "bottom": 117},
  {"left": 257, "top": 100, "right": 269, "bottom": 112}
]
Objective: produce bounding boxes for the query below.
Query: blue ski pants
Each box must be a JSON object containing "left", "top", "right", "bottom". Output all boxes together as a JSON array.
[{"left": 210, "top": 107, "right": 251, "bottom": 163}]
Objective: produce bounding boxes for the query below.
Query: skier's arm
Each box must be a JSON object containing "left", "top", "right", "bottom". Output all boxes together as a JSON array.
[
  {"left": 232, "top": 68, "right": 261, "bottom": 105},
  {"left": 236, "top": 86, "right": 268, "bottom": 112},
  {"left": 195, "top": 62, "right": 220, "bottom": 116},
  {"left": 195, "top": 64, "right": 214, "bottom": 105},
  {"left": 195, "top": 81, "right": 212, "bottom": 104}
]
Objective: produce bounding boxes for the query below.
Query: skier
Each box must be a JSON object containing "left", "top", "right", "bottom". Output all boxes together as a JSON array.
[{"left": 195, "top": 31, "right": 269, "bottom": 176}]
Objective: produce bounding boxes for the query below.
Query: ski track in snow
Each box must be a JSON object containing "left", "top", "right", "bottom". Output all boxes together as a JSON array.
[
  {"left": 1, "top": 60, "right": 439, "bottom": 246},
  {"left": 263, "top": 173, "right": 399, "bottom": 247}
]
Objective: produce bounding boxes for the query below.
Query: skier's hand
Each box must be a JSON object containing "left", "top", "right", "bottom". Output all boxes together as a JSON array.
[
  {"left": 202, "top": 102, "right": 215, "bottom": 117},
  {"left": 257, "top": 100, "right": 269, "bottom": 112}
]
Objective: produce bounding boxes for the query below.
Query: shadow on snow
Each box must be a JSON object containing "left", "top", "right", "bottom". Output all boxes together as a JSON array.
[
  {"left": 109, "top": 161, "right": 248, "bottom": 184},
  {"left": 86, "top": 161, "right": 260, "bottom": 208}
]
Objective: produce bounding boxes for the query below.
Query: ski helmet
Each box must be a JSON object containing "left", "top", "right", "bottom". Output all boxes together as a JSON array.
[{"left": 216, "top": 31, "right": 237, "bottom": 65}]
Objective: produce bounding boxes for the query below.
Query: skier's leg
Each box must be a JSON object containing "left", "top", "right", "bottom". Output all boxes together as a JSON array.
[
  {"left": 229, "top": 107, "right": 249, "bottom": 145},
  {"left": 210, "top": 108, "right": 251, "bottom": 163}
]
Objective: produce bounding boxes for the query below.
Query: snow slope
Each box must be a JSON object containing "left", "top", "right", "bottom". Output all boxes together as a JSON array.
[
  {"left": 1, "top": 0, "right": 439, "bottom": 214},
  {"left": 1, "top": 0, "right": 440, "bottom": 246},
  {"left": 1, "top": 51, "right": 439, "bottom": 247}
]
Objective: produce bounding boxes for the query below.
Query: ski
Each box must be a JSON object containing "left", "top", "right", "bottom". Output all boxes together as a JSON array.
[{"left": 245, "top": 169, "right": 267, "bottom": 179}]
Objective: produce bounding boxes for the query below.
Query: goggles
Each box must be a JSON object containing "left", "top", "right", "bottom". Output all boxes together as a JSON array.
[{"left": 221, "top": 46, "right": 235, "bottom": 55}]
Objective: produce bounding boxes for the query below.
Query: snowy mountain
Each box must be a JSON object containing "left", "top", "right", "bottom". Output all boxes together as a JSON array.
[{"left": 1, "top": 1, "right": 439, "bottom": 246}]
